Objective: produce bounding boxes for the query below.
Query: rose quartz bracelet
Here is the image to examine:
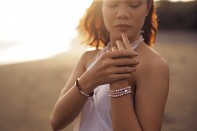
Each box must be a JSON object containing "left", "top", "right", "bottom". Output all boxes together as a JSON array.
[{"left": 109, "top": 86, "right": 132, "bottom": 98}]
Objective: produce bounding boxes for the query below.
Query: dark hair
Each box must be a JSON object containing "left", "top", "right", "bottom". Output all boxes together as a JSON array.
[{"left": 77, "top": 0, "right": 158, "bottom": 48}]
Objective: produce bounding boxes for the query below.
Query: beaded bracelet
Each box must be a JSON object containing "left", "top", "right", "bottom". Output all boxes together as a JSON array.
[
  {"left": 109, "top": 86, "right": 132, "bottom": 98},
  {"left": 75, "top": 78, "right": 94, "bottom": 98}
]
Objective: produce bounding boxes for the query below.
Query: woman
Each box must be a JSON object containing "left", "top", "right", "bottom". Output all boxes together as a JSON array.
[{"left": 50, "top": 0, "right": 169, "bottom": 130}]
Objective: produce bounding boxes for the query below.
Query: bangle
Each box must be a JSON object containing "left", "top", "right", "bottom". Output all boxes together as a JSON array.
[
  {"left": 75, "top": 78, "right": 94, "bottom": 98},
  {"left": 109, "top": 86, "right": 132, "bottom": 98}
]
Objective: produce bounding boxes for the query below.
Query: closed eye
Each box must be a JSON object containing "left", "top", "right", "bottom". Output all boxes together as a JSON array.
[{"left": 129, "top": 2, "right": 141, "bottom": 8}]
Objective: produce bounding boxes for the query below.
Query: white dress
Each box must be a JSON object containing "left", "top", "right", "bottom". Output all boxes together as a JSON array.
[
  {"left": 73, "top": 43, "right": 139, "bottom": 131},
  {"left": 73, "top": 84, "right": 112, "bottom": 131}
]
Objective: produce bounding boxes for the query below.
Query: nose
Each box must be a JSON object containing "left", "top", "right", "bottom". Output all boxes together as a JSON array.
[{"left": 116, "top": 5, "right": 130, "bottom": 19}]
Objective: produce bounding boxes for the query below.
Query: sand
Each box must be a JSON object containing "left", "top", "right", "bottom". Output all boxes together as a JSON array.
[{"left": 0, "top": 30, "right": 196, "bottom": 131}]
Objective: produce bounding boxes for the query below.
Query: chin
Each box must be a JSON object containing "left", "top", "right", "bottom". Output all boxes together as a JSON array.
[
  {"left": 115, "top": 34, "right": 122, "bottom": 40},
  {"left": 113, "top": 32, "right": 132, "bottom": 40}
]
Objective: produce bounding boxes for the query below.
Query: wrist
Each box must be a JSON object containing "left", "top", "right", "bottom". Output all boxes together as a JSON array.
[
  {"left": 75, "top": 78, "right": 93, "bottom": 98},
  {"left": 109, "top": 86, "right": 132, "bottom": 98},
  {"left": 78, "top": 76, "right": 94, "bottom": 94},
  {"left": 110, "top": 79, "right": 129, "bottom": 90}
]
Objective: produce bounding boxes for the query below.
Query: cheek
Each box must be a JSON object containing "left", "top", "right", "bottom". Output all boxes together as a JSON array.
[
  {"left": 136, "top": 15, "right": 146, "bottom": 29},
  {"left": 133, "top": 9, "right": 147, "bottom": 29},
  {"left": 102, "top": 7, "right": 113, "bottom": 32}
]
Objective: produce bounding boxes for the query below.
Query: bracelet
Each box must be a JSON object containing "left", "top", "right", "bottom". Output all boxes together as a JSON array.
[
  {"left": 109, "top": 86, "right": 132, "bottom": 98},
  {"left": 75, "top": 78, "right": 94, "bottom": 98}
]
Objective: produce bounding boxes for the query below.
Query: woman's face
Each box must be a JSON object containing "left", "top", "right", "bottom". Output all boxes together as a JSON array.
[{"left": 102, "top": 0, "right": 149, "bottom": 41}]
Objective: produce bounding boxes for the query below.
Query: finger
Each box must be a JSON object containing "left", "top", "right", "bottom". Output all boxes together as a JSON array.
[
  {"left": 116, "top": 40, "right": 125, "bottom": 50},
  {"left": 107, "top": 50, "right": 137, "bottom": 59},
  {"left": 112, "top": 58, "right": 139, "bottom": 67},
  {"left": 111, "top": 46, "right": 118, "bottom": 51},
  {"left": 121, "top": 33, "right": 133, "bottom": 52},
  {"left": 109, "top": 74, "right": 131, "bottom": 82},
  {"left": 113, "top": 66, "right": 136, "bottom": 74}
]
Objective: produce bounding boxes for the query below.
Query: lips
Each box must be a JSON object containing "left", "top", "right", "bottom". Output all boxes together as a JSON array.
[
  {"left": 115, "top": 24, "right": 131, "bottom": 27},
  {"left": 115, "top": 24, "right": 132, "bottom": 31}
]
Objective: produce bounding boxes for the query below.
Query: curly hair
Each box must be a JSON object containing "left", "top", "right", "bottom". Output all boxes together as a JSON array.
[{"left": 77, "top": 0, "right": 158, "bottom": 48}]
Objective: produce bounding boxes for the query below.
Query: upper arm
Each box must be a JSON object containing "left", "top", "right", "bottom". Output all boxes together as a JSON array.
[
  {"left": 135, "top": 57, "right": 169, "bottom": 131},
  {"left": 59, "top": 51, "right": 91, "bottom": 97}
]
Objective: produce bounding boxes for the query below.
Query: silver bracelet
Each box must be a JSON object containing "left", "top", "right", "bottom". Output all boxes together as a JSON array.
[{"left": 109, "top": 86, "right": 132, "bottom": 98}]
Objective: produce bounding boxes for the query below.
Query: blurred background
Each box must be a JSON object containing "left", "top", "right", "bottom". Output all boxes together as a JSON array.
[{"left": 0, "top": 0, "right": 196, "bottom": 131}]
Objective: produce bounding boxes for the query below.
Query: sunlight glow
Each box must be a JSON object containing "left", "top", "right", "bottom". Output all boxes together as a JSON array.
[
  {"left": 156, "top": 0, "right": 195, "bottom": 2},
  {"left": 0, "top": 0, "right": 194, "bottom": 65},
  {"left": 0, "top": 0, "right": 92, "bottom": 65}
]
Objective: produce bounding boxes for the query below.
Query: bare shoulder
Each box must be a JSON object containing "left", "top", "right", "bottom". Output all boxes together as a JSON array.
[
  {"left": 81, "top": 48, "right": 101, "bottom": 68},
  {"left": 135, "top": 43, "right": 169, "bottom": 83},
  {"left": 138, "top": 43, "right": 169, "bottom": 71},
  {"left": 146, "top": 46, "right": 168, "bottom": 71}
]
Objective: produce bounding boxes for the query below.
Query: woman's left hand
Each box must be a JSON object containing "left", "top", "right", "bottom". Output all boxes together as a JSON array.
[{"left": 110, "top": 33, "right": 138, "bottom": 89}]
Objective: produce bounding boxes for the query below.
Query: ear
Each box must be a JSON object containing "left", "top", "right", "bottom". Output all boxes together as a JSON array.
[{"left": 146, "top": 0, "right": 153, "bottom": 16}]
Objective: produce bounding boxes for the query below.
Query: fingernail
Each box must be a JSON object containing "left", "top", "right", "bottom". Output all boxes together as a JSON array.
[{"left": 116, "top": 40, "right": 120, "bottom": 44}]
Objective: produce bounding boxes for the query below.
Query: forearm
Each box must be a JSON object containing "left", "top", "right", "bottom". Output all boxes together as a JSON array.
[
  {"left": 50, "top": 85, "right": 88, "bottom": 130},
  {"left": 110, "top": 80, "right": 142, "bottom": 131}
]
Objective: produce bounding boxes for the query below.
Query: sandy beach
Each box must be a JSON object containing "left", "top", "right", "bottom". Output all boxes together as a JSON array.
[{"left": 0, "top": 31, "right": 196, "bottom": 131}]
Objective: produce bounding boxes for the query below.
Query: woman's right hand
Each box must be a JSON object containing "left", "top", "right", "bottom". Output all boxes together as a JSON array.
[{"left": 79, "top": 49, "right": 139, "bottom": 93}]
